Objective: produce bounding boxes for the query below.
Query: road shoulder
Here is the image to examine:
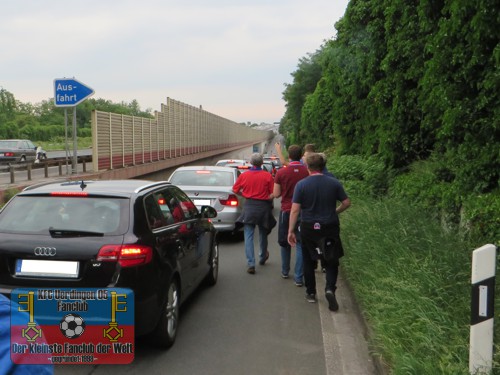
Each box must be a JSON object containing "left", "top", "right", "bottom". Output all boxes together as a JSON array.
[{"left": 317, "top": 268, "right": 384, "bottom": 375}]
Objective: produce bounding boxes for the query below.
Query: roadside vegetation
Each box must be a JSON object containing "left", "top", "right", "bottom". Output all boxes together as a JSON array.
[
  {"left": 327, "top": 153, "right": 498, "bottom": 374},
  {"left": 279, "top": 0, "right": 498, "bottom": 372},
  {"left": 37, "top": 137, "right": 93, "bottom": 151}
]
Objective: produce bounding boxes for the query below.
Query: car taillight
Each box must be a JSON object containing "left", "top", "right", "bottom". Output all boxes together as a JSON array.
[
  {"left": 219, "top": 194, "right": 239, "bottom": 207},
  {"left": 50, "top": 191, "right": 89, "bottom": 197},
  {"left": 97, "top": 244, "right": 153, "bottom": 267},
  {"left": 4, "top": 152, "right": 14, "bottom": 157}
]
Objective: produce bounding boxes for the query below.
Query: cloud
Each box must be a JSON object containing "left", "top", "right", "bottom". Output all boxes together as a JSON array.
[{"left": 0, "top": 0, "right": 349, "bottom": 123}]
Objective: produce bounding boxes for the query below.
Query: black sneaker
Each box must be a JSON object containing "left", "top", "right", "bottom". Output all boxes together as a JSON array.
[
  {"left": 305, "top": 294, "right": 317, "bottom": 303},
  {"left": 247, "top": 267, "right": 256, "bottom": 274},
  {"left": 281, "top": 273, "right": 289, "bottom": 279},
  {"left": 325, "top": 290, "right": 339, "bottom": 311},
  {"left": 259, "top": 251, "right": 269, "bottom": 265},
  {"left": 294, "top": 281, "right": 303, "bottom": 287}
]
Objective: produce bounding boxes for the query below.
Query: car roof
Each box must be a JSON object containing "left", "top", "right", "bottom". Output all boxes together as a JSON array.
[
  {"left": 171, "top": 165, "right": 238, "bottom": 172},
  {"left": 20, "top": 179, "right": 171, "bottom": 196},
  {"left": 215, "top": 159, "right": 247, "bottom": 163}
]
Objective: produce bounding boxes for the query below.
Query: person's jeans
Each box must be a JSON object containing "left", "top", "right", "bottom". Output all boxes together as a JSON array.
[
  {"left": 280, "top": 242, "right": 303, "bottom": 283},
  {"left": 244, "top": 223, "right": 268, "bottom": 267},
  {"left": 278, "top": 210, "right": 303, "bottom": 282}
]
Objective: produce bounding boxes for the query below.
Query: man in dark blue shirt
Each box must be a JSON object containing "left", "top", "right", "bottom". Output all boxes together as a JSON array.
[{"left": 287, "top": 153, "right": 351, "bottom": 311}]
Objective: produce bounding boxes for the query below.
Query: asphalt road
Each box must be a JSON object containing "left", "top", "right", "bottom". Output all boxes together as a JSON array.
[{"left": 0, "top": 150, "right": 93, "bottom": 187}]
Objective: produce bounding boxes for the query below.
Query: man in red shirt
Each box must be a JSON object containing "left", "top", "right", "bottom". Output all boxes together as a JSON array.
[
  {"left": 233, "top": 153, "right": 276, "bottom": 274},
  {"left": 272, "top": 145, "right": 309, "bottom": 285}
]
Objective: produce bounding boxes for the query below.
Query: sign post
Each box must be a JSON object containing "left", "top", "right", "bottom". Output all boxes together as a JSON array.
[
  {"left": 470, "top": 244, "right": 497, "bottom": 374},
  {"left": 54, "top": 78, "right": 94, "bottom": 174}
]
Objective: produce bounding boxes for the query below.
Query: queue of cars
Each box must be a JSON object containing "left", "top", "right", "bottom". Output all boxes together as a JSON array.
[
  {"left": 168, "top": 166, "right": 244, "bottom": 233},
  {"left": 0, "top": 179, "right": 219, "bottom": 349},
  {"left": 0, "top": 152, "right": 282, "bottom": 351},
  {"left": 169, "top": 155, "right": 283, "bottom": 233}
]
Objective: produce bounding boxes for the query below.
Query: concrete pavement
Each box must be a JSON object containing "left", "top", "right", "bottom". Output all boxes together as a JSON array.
[{"left": 317, "top": 270, "right": 386, "bottom": 374}]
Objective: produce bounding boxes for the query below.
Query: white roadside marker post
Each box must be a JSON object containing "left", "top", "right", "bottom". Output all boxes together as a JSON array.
[{"left": 470, "top": 244, "right": 497, "bottom": 374}]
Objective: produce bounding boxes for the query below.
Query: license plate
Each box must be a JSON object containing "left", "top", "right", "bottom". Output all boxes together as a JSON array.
[
  {"left": 15, "top": 259, "right": 79, "bottom": 278},
  {"left": 193, "top": 199, "right": 211, "bottom": 207}
]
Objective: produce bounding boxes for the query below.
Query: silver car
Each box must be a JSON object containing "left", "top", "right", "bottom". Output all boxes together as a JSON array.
[
  {"left": 215, "top": 159, "right": 248, "bottom": 167},
  {"left": 168, "top": 166, "right": 244, "bottom": 233},
  {"left": 0, "top": 139, "right": 37, "bottom": 163}
]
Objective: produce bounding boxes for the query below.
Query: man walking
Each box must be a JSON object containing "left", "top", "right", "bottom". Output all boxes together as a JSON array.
[
  {"left": 272, "top": 145, "right": 309, "bottom": 285},
  {"left": 233, "top": 153, "right": 276, "bottom": 274},
  {"left": 287, "top": 153, "right": 351, "bottom": 311}
]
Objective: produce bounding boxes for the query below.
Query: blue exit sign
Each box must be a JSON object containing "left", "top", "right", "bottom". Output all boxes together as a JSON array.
[{"left": 54, "top": 78, "right": 94, "bottom": 107}]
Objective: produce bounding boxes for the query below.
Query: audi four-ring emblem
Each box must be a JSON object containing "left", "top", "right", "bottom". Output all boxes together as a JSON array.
[{"left": 34, "top": 247, "right": 57, "bottom": 256}]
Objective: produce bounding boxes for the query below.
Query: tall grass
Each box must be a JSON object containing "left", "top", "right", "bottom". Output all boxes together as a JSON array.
[
  {"left": 37, "top": 137, "right": 93, "bottom": 151},
  {"left": 340, "top": 196, "right": 488, "bottom": 374}
]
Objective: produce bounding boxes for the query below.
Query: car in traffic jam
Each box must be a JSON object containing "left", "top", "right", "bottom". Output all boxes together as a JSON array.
[
  {"left": 168, "top": 166, "right": 245, "bottom": 234},
  {"left": 0, "top": 179, "right": 219, "bottom": 348}
]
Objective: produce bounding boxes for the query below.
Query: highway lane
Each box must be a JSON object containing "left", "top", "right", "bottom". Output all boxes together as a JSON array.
[
  {"left": 0, "top": 162, "right": 92, "bottom": 187},
  {"left": 0, "top": 150, "right": 93, "bottom": 187}
]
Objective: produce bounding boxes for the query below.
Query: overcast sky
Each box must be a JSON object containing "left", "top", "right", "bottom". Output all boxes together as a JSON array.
[{"left": 1, "top": 0, "right": 349, "bottom": 124}]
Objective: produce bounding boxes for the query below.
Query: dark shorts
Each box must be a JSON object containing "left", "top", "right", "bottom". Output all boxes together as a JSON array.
[{"left": 300, "top": 221, "right": 344, "bottom": 263}]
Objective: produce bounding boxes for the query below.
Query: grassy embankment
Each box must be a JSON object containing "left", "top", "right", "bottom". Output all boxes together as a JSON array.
[{"left": 330, "top": 155, "right": 498, "bottom": 374}]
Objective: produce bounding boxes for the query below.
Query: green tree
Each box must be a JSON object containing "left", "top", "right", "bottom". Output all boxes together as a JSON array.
[
  {"left": 281, "top": 50, "right": 324, "bottom": 146},
  {"left": 421, "top": 0, "right": 500, "bottom": 192}
]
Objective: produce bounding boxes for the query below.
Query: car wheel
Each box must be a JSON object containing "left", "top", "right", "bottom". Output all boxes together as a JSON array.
[
  {"left": 205, "top": 242, "right": 219, "bottom": 286},
  {"left": 153, "top": 278, "right": 180, "bottom": 349}
]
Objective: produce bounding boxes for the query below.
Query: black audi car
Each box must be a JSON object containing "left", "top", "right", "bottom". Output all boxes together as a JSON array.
[{"left": 0, "top": 179, "right": 219, "bottom": 348}]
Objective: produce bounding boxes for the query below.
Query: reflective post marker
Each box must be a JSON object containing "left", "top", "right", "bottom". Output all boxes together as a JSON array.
[{"left": 470, "top": 244, "right": 497, "bottom": 374}]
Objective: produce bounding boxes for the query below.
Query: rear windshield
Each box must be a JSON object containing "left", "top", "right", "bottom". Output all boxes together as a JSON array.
[
  {"left": 0, "top": 196, "right": 129, "bottom": 235},
  {"left": 215, "top": 160, "right": 245, "bottom": 167},
  {"left": 0, "top": 141, "right": 18, "bottom": 148},
  {"left": 170, "top": 170, "right": 234, "bottom": 186}
]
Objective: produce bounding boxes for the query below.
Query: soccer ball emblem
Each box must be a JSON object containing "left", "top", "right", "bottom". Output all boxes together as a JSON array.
[{"left": 59, "top": 313, "right": 86, "bottom": 339}]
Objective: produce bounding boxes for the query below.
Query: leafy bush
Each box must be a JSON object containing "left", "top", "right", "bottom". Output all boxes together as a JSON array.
[
  {"left": 389, "top": 158, "right": 499, "bottom": 245},
  {"left": 1, "top": 188, "right": 21, "bottom": 206},
  {"left": 389, "top": 160, "right": 448, "bottom": 211},
  {"left": 461, "top": 190, "right": 500, "bottom": 244},
  {"left": 327, "top": 153, "right": 390, "bottom": 197}
]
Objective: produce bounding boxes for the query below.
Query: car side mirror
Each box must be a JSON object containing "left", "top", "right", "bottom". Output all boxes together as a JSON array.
[{"left": 200, "top": 205, "right": 217, "bottom": 219}]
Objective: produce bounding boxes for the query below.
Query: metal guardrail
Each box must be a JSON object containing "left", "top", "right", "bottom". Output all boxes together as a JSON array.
[{"left": 1, "top": 156, "right": 92, "bottom": 184}]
